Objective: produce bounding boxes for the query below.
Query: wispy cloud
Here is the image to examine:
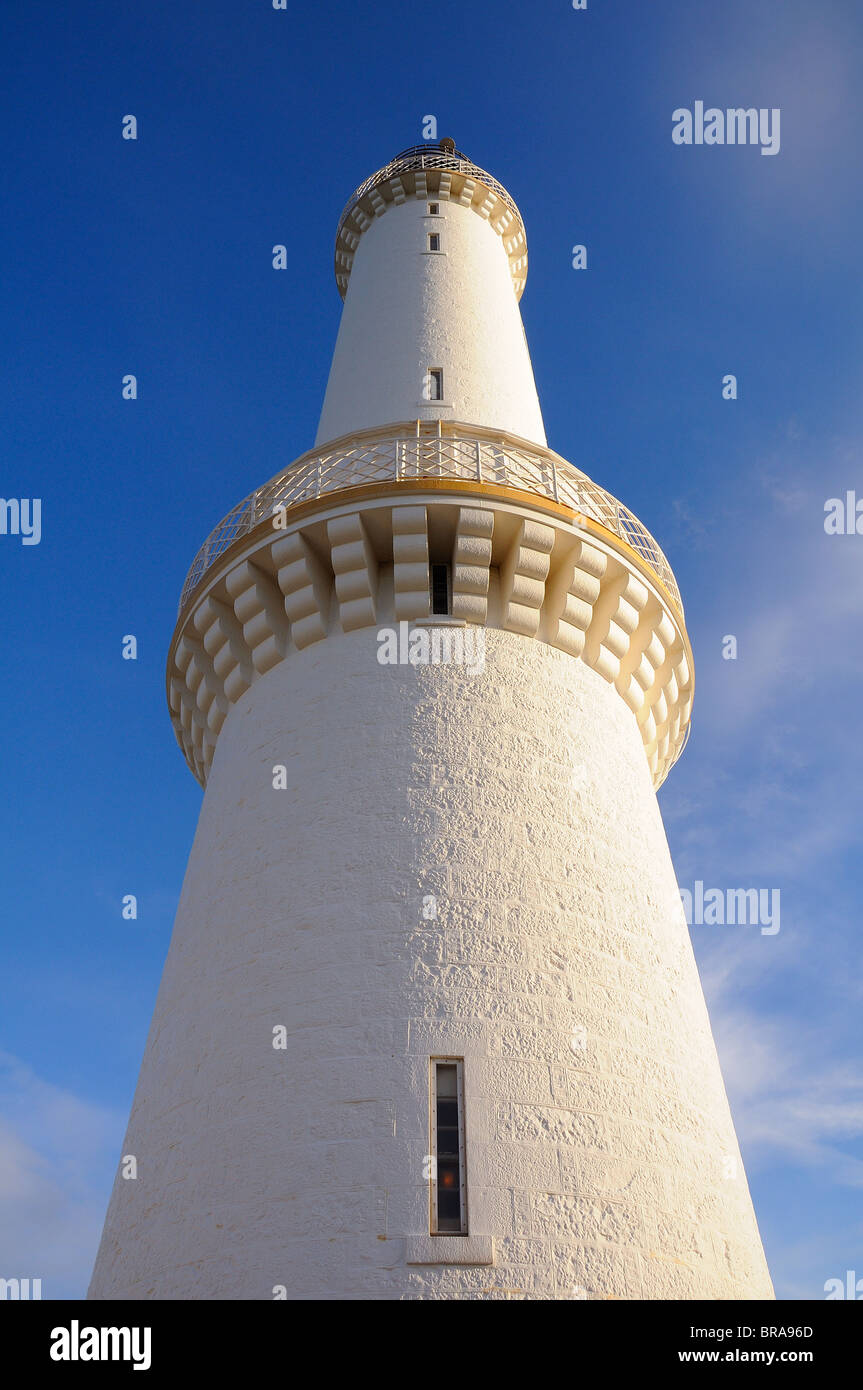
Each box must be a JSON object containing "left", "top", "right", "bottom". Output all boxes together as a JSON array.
[
  {"left": 708, "top": 1004, "right": 863, "bottom": 1187},
  {"left": 661, "top": 428, "right": 863, "bottom": 1295},
  {"left": 697, "top": 941, "right": 863, "bottom": 1297},
  {"left": 0, "top": 1052, "right": 122, "bottom": 1299}
]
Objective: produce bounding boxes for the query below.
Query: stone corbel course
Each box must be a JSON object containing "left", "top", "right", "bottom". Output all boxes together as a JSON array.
[
  {"left": 335, "top": 152, "right": 529, "bottom": 300},
  {"left": 168, "top": 486, "right": 693, "bottom": 792}
]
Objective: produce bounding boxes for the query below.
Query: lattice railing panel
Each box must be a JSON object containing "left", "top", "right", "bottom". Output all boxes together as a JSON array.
[{"left": 178, "top": 424, "right": 682, "bottom": 617}]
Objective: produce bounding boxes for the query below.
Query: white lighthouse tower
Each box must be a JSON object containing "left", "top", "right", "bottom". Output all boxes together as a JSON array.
[{"left": 90, "top": 140, "right": 774, "bottom": 1300}]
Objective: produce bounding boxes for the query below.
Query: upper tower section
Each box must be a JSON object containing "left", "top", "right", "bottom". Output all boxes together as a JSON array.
[
  {"left": 316, "top": 141, "right": 547, "bottom": 449},
  {"left": 168, "top": 139, "right": 693, "bottom": 796}
]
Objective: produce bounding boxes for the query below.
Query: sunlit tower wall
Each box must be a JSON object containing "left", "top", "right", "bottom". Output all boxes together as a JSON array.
[{"left": 89, "top": 140, "right": 774, "bottom": 1301}]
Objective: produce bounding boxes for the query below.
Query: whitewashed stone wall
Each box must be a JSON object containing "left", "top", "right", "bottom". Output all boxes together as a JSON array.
[
  {"left": 89, "top": 618, "right": 774, "bottom": 1300},
  {"left": 316, "top": 198, "right": 547, "bottom": 448}
]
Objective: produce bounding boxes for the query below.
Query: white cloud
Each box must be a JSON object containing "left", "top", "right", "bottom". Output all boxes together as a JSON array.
[
  {"left": 695, "top": 945, "right": 863, "bottom": 1192},
  {"left": 0, "top": 1052, "right": 122, "bottom": 1299}
]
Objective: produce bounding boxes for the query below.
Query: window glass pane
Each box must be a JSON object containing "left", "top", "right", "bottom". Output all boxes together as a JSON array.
[
  {"left": 430, "top": 565, "right": 449, "bottom": 615},
  {"left": 432, "top": 1060, "right": 465, "bottom": 1234}
]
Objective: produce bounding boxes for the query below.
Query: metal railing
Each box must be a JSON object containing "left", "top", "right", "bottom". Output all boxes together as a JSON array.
[
  {"left": 337, "top": 144, "right": 524, "bottom": 242},
  {"left": 178, "top": 422, "right": 683, "bottom": 617}
]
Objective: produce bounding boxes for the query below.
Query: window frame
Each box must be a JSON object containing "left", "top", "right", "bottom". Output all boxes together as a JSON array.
[
  {"left": 425, "top": 367, "right": 444, "bottom": 402},
  {"left": 429, "top": 1057, "right": 468, "bottom": 1236}
]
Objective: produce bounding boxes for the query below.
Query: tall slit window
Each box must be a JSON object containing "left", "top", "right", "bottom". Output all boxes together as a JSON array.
[
  {"left": 428, "top": 232, "right": 441, "bottom": 251},
  {"left": 430, "top": 563, "right": 450, "bottom": 615},
  {"left": 425, "top": 367, "right": 444, "bottom": 401},
  {"left": 431, "top": 1059, "right": 467, "bottom": 1234}
]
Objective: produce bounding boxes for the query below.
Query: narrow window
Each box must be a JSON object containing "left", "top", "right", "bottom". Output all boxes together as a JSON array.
[
  {"left": 431, "top": 1059, "right": 467, "bottom": 1234},
  {"left": 428, "top": 201, "right": 440, "bottom": 215},
  {"left": 428, "top": 232, "right": 441, "bottom": 252},
  {"left": 425, "top": 367, "right": 444, "bottom": 401},
  {"left": 430, "top": 563, "right": 450, "bottom": 615}
]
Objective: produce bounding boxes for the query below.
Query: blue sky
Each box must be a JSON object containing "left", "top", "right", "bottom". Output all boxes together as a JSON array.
[{"left": 1, "top": 0, "right": 861, "bottom": 1299}]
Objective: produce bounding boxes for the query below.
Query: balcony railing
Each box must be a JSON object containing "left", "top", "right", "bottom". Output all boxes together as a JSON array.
[
  {"left": 337, "top": 143, "right": 523, "bottom": 243},
  {"left": 178, "top": 422, "right": 683, "bottom": 618}
]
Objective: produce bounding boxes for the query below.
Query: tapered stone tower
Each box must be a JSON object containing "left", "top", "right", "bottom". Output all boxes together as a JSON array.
[{"left": 90, "top": 141, "right": 773, "bottom": 1300}]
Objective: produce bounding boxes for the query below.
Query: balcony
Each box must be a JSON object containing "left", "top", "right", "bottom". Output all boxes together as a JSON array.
[{"left": 178, "top": 420, "right": 683, "bottom": 620}]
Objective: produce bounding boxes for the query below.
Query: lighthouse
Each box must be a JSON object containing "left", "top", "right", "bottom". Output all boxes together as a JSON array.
[{"left": 89, "top": 140, "right": 774, "bottom": 1300}]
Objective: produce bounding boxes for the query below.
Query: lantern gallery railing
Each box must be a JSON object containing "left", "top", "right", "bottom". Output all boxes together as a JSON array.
[
  {"left": 178, "top": 422, "right": 683, "bottom": 618},
  {"left": 336, "top": 143, "right": 522, "bottom": 243}
]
